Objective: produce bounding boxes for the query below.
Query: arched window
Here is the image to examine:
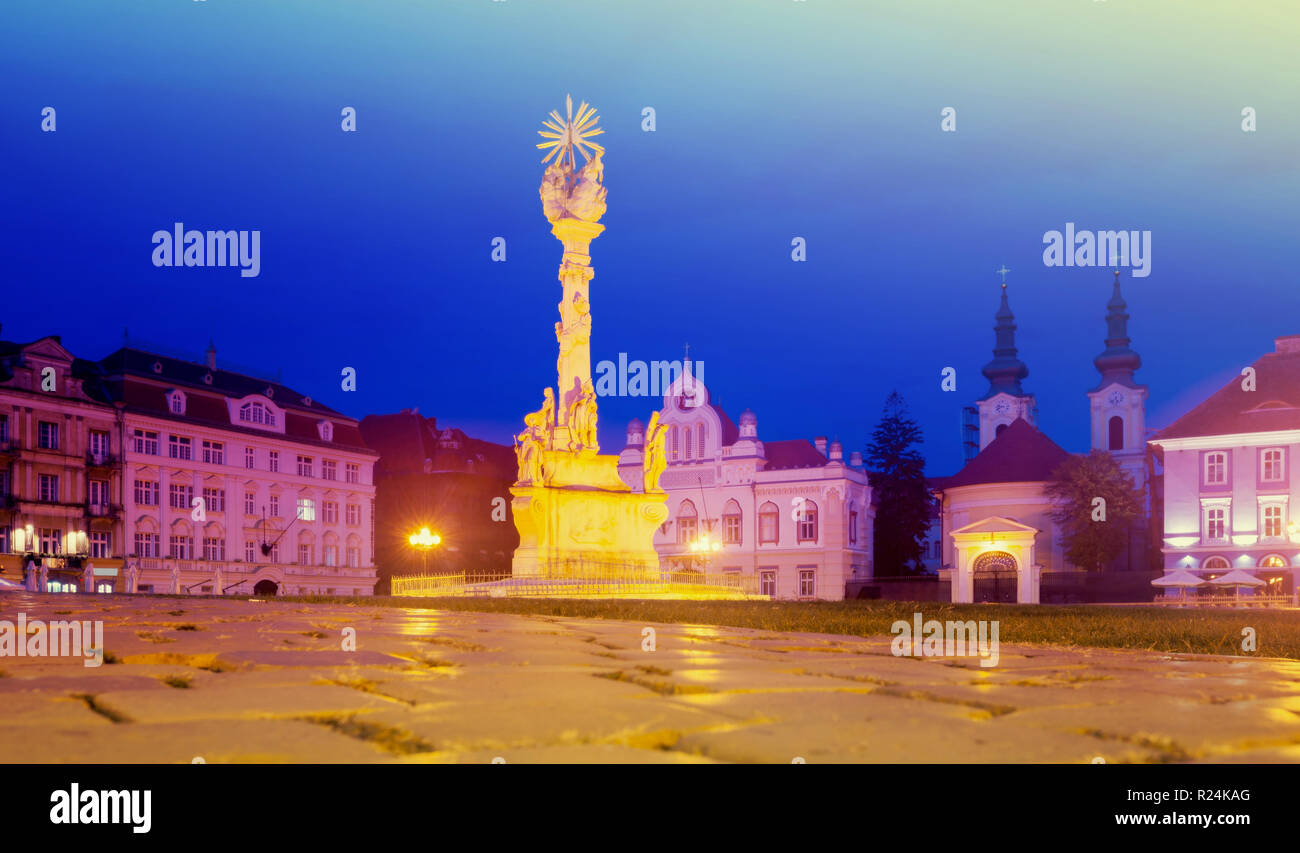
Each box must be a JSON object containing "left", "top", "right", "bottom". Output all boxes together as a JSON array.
[
  {"left": 1259, "top": 554, "right": 1287, "bottom": 568},
  {"left": 848, "top": 501, "right": 858, "bottom": 545},
  {"left": 758, "top": 501, "right": 779, "bottom": 545},
  {"left": 1201, "top": 556, "right": 1230, "bottom": 570},
  {"left": 698, "top": 423, "right": 706, "bottom": 457},
  {"left": 796, "top": 499, "right": 818, "bottom": 543},
  {"left": 995, "top": 423, "right": 1008, "bottom": 438},
  {"left": 684, "top": 426, "right": 692, "bottom": 460},
  {"left": 722, "top": 499, "right": 742, "bottom": 545},
  {"left": 239, "top": 401, "right": 276, "bottom": 427},
  {"left": 1108, "top": 415, "right": 1124, "bottom": 450},
  {"left": 670, "top": 426, "right": 679, "bottom": 461},
  {"left": 676, "top": 500, "right": 697, "bottom": 545}
]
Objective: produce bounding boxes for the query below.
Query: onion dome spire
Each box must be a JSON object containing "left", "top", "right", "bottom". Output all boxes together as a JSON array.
[
  {"left": 1093, "top": 269, "right": 1141, "bottom": 387},
  {"left": 980, "top": 278, "right": 1029, "bottom": 398}
]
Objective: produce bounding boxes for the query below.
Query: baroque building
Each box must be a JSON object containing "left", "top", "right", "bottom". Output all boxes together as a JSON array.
[{"left": 618, "top": 367, "right": 873, "bottom": 600}]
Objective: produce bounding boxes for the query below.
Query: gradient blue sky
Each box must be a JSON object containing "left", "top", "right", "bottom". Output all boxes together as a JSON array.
[{"left": 3, "top": 1, "right": 1297, "bottom": 475}]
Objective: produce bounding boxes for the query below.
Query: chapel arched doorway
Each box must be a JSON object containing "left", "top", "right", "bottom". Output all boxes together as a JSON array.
[
  {"left": 972, "top": 550, "right": 1018, "bottom": 603},
  {"left": 252, "top": 579, "right": 279, "bottom": 596}
]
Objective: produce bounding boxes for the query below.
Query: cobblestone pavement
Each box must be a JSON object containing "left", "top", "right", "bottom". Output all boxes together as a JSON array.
[{"left": 2, "top": 592, "right": 1299, "bottom": 763}]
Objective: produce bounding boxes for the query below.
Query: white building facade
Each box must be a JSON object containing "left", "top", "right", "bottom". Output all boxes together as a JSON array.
[
  {"left": 618, "top": 370, "right": 872, "bottom": 600},
  {"left": 103, "top": 346, "right": 379, "bottom": 596}
]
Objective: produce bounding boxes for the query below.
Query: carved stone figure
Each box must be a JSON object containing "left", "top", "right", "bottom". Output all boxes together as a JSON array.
[
  {"left": 642, "top": 411, "right": 668, "bottom": 493},
  {"left": 515, "top": 388, "right": 556, "bottom": 484},
  {"left": 539, "top": 152, "right": 607, "bottom": 224}
]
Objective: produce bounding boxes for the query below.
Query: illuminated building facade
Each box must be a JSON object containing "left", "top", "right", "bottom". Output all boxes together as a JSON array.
[
  {"left": 1149, "top": 335, "right": 1300, "bottom": 594},
  {"left": 618, "top": 368, "right": 873, "bottom": 600}
]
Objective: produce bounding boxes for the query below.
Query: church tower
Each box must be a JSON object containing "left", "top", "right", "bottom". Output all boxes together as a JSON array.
[
  {"left": 976, "top": 278, "right": 1037, "bottom": 450},
  {"left": 1088, "top": 269, "right": 1148, "bottom": 490}
]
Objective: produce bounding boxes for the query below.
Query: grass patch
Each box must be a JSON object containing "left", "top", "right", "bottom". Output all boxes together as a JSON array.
[
  {"left": 278, "top": 596, "right": 1300, "bottom": 660},
  {"left": 161, "top": 674, "right": 192, "bottom": 689}
]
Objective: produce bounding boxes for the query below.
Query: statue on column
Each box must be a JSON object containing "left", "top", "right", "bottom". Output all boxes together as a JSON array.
[
  {"left": 515, "top": 388, "right": 555, "bottom": 484},
  {"left": 566, "top": 378, "right": 599, "bottom": 451}
]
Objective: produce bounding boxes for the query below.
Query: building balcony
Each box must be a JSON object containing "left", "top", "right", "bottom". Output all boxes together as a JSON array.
[
  {"left": 86, "top": 451, "right": 118, "bottom": 469},
  {"left": 86, "top": 502, "right": 123, "bottom": 519}
]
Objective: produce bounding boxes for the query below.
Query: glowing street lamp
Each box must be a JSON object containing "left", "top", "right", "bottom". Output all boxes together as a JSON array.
[{"left": 407, "top": 527, "right": 442, "bottom": 574}]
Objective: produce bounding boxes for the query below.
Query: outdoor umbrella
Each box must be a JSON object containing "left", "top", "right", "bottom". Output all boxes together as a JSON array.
[
  {"left": 1206, "top": 569, "right": 1265, "bottom": 587},
  {"left": 1151, "top": 570, "right": 1205, "bottom": 603}
]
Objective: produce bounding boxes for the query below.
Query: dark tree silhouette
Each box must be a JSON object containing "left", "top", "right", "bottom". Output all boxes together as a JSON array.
[
  {"left": 1046, "top": 450, "right": 1143, "bottom": 571},
  {"left": 866, "top": 391, "right": 930, "bottom": 576}
]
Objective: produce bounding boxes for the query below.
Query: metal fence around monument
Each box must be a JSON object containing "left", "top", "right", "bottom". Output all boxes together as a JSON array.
[{"left": 391, "top": 556, "right": 761, "bottom": 598}]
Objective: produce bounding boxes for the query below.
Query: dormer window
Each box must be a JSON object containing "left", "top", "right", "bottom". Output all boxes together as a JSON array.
[
  {"left": 167, "top": 389, "right": 186, "bottom": 415},
  {"left": 239, "top": 401, "right": 276, "bottom": 427},
  {"left": 317, "top": 420, "right": 334, "bottom": 442}
]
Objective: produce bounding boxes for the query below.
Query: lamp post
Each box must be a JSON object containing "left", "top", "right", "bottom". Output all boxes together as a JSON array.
[
  {"left": 688, "top": 529, "right": 721, "bottom": 573},
  {"left": 407, "top": 527, "right": 442, "bottom": 575}
]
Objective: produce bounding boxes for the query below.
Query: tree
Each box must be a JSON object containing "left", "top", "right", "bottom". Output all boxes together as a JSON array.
[
  {"left": 866, "top": 391, "right": 930, "bottom": 575},
  {"left": 1045, "top": 450, "right": 1143, "bottom": 571}
]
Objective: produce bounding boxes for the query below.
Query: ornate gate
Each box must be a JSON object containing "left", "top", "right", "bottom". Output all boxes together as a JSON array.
[{"left": 972, "top": 551, "right": 1018, "bottom": 603}]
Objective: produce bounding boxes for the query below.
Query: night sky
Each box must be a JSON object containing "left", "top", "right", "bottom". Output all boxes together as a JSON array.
[{"left": 4, "top": 1, "right": 1297, "bottom": 476}]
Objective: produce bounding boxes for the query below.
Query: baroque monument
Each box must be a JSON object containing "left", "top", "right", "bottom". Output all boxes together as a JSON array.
[{"left": 510, "top": 96, "right": 669, "bottom": 578}]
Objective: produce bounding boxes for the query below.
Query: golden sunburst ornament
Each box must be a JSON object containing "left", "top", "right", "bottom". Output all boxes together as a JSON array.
[{"left": 537, "top": 94, "right": 605, "bottom": 169}]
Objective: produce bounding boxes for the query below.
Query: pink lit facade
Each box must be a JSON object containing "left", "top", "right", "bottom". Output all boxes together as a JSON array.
[
  {"left": 619, "top": 371, "right": 872, "bottom": 600},
  {"left": 103, "top": 347, "right": 379, "bottom": 596}
]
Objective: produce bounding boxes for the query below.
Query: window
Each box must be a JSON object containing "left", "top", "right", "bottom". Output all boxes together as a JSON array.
[
  {"left": 934, "top": 540, "right": 942, "bottom": 560},
  {"left": 1262, "top": 448, "right": 1285, "bottom": 482},
  {"left": 269, "top": 451, "right": 279, "bottom": 473},
  {"left": 244, "top": 492, "right": 255, "bottom": 515},
  {"left": 318, "top": 421, "right": 334, "bottom": 442},
  {"left": 134, "top": 479, "right": 159, "bottom": 506},
  {"left": 799, "top": 569, "right": 816, "bottom": 598},
  {"left": 0, "top": 414, "right": 8, "bottom": 443},
  {"left": 238, "top": 401, "right": 276, "bottom": 426},
  {"left": 678, "top": 516, "right": 697, "bottom": 544},
  {"left": 324, "top": 545, "right": 338, "bottom": 567},
  {"left": 797, "top": 500, "right": 818, "bottom": 543},
  {"left": 133, "top": 429, "right": 159, "bottom": 455},
  {"left": 39, "top": 528, "right": 63, "bottom": 554},
  {"left": 269, "top": 495, "right": 280, "bottom": 517},
  {"left": 169, "top": 483, "right": 194, "bottom": 509},
  {"left": 268, "top": 543, "right": 280, "bottom": 562},
  {"left": 298, "top": 543, "right": 313, "bottom": 565},
  {"left": 0, "top": 528, "right": 7, "bottom": 554},
  {"left": 760, "top": 571, "right": 776, "bottom": 597},
  {"left": 38, "top": 421, "right": 59, "bottom": 450},
  {"left": 849, "top": 509, "right": 858, "bottom": 545},
  {"left": 1259, "top": 554, "right": 1287, "bottom": 568},
  {"left": 698, "top": 424, "right": 706, "bottom": 457},
  {"left": 759, "top": 503, "right": 779, "bottom": 544},
  {"left": 1204, "top": 452, "right": 1227, "bottom": 485},
  {"left": 322, "top": 460, "right": 337, "bottom": 481},
  {"left": 89, "top": 479, "right": 109, "bottom": 509},
  {"left": 323, "top": 501, "right": 338, "bottom": 524},
  {"left": 1262, "top": 504, "right": 1284, "bottom": 538},
  {"left": 168, "top": 435, "right": 192, "bottom": 460},
  {"left": 346, "top": 546, "right": 360, "bottom": 568},
  {"left": 245, "top": 540, "right": 257, "bottom": 562},
  {"left": 345, "top": 463, "right": 359, "bottom": 484},
  {"left": 89, "top": 430, "right": 110, "bottom": 461},
  {"left": 670, "top": 426, "right": 679, "bottom": 461},
  {"left": 38, "top": 474, "right": 59, "bottom": 502},
  {"left": 723, "top": 513, "right": 741, "bottom": 545},
  {"left": 203, "top": 537, "right": 225, "bottom": 561},
  {"left": 345, "top": 504, "right": 360, "bottom": 526},
  {"left": 168, "top": 390, "right": 185, "bottom": 414},
  {"left": 134, "top": 532, "right": 159, "bottom": 557},
  {"left": 684, "top": 426, "right": 692, "bottom": 460},
  {"left": 1204, "top": 507, "right": 1227, "bottom": 541},
  {"left": 297, "top": 498, "right": 316, "bottom": 522},
  {"left": 203, "top": 487, "right": 225, "bottom": 513},
  {"left": 1108, "top": 415, "right": 1124, "bottom": 451},
  {"left": 1202, "top": 556, "right": 1230, "bottom": 570},
  {"left": 169, "top": 536, "right": 194, "bottom": 559},
  {"left": 297, "top": 455, "right": 314, "bottom": 477},
  {"left": 90, "top": 531, "right": 111, "bottom": 558},
  {"left": 244, "top": 447, "right": 255, "bottom": 469},
  {"left": 202, "top": 440, "right": 225, "bottom": 465}
]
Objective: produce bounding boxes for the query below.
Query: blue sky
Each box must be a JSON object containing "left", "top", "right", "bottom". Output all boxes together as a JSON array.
[{"left": 3, "top": 0, "right": 1297, "bottom": 474}]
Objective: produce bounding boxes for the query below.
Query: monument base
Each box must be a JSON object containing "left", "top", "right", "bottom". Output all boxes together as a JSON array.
[{"left": 511, "top": 449, "right": 667, "bottom": 580}]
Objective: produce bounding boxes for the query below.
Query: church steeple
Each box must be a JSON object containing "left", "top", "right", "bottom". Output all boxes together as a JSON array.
[
  {"left": 1092, "top": 269, "right": 1141, "bottom": 389},
  {"left": 980, "top": 282, "right": 1030, "bottom": 398}
]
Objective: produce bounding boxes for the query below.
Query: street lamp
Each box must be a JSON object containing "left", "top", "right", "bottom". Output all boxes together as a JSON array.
[{"left": 407, "top": 526, "right": 442, "bottom": 575}]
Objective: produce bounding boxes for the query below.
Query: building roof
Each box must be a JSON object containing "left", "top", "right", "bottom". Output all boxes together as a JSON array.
[
  {"left": 933, "top": 418, "right": 1071, "bottom": 489},
  {"left": 360, "top": 411, "right": 515, "bottom": 479},
  {"left": 1153, "top": 342, "right": 1300, "bottom": 440},
  {"left": 762, "top": 439, "right": 829, "bottom": 470}
]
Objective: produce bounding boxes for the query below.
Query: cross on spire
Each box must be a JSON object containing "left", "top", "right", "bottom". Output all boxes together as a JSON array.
[{"left": 996, "top": 265, "right": 1010, "bottom": 286}]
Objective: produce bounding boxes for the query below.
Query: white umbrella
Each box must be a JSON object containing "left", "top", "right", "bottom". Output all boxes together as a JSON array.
[
  {"left": 1206, "top": 569, "right": 1265, "bottom": 587},
  {"left": 1151, "top": 570, "right": 1206, "bottom": 587}
]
